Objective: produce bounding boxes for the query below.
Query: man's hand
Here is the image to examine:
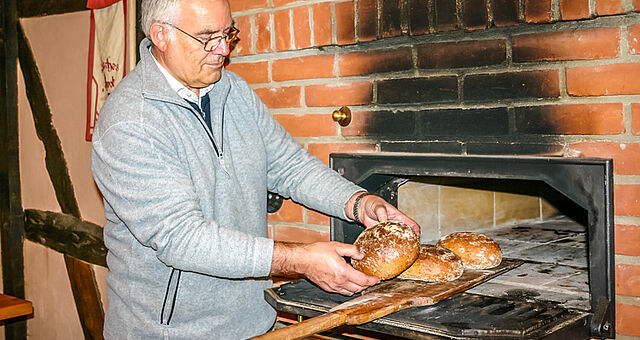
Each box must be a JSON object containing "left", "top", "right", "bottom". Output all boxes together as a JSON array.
[
  {"left": 271, "top": 241, "right": 379, "bottom": 296},
  {"left": 346, "top": 193, "right": 421, "bottom": 237}
]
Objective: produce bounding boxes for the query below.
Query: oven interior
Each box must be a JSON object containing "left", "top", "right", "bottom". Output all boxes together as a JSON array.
[{"left": 266, "top": 153, "right": 615, "bottom": 339}]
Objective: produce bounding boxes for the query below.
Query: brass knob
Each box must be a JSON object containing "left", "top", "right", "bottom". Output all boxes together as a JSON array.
[{"left": 332, "top": 106, "right": 352, "bottom": 127}]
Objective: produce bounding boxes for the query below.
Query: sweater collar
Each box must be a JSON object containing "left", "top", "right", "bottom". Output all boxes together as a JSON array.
[{"left": 138, "top": 38, "right": 229, "bottom": 106}]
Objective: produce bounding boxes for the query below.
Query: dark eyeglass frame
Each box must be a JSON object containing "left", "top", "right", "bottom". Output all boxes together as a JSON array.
[{"left": 162, "top": 22, "right": 239, "bottom": 52}]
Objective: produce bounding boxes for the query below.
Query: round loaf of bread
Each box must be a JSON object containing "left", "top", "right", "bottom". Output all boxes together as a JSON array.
[
  {"left": 351, "top": 220, "right": 420, "bottom": 280},
  {"left": 437, "top": 232, "right": 502, "bottom": 269},
  {"left": 398, "top": 244, "right": 464, "bottom": 282}
]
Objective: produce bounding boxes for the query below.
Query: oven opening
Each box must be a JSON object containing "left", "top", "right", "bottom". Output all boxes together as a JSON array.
[{"left": 267, "top": 153, "right": 614, "bottom": 339}]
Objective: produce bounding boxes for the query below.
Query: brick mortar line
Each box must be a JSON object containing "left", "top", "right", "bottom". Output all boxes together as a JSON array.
[
  {"left": 621, "top": 22, "right": 631, "bottom": 58},
  {"left": 456, "top": 0, "right": 464, "bottom": 30},
  {"left": 376, "top": 0, "right": 382, "bottom": 39},
  {"left": 269, "top": 11, "right": 276, "bottom": 52},
  {"left": 616, "top": 254, "right": 640, "bottom": 265},
  {"left": 266, "top": 220, "right": 331, "bottom": 232},
  {"left": 615, "top": 215, "right": 640, "bottom": 225},
  {"left": 623, "top": 0, "right": 636, "bottom": 12},
  {"left": 615, "top": 175, "right": 640, "bottom": 185},
  {"left": 518, "top": 0, "right": 525, "bottom": 22},
  {"left": 589, "top": 0, "right": 596, "bottom": 17},
  {"left": 353, "top": 0, "right": 359, "bottom": 43},
  {"left": 551, "top": 0, "right": 561, "bottom": 22},
  {"left": 250, "top": 15, "right": 257, "bottom": 55},
  {"left": 302, "top": 199, "right": 308, "bottom": 224},
  {"left": 617, "top": 295, "right": 640, "bottom": 306},
  {"left": 624, "top": 103, "right": 634, "bottom": 138},
  {"left": 616, "top": 334, "right": 640, "bottom": 340},
  {"left": 330, "top": 2, "right": 337, "bottom": 45}
]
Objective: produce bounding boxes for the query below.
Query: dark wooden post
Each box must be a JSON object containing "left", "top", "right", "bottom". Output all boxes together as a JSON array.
[
  {"left": 17, "top": 22, "right": 105, "bottom": 340},
  {"left": 0, "top": 0, "right": 28, "bottom": 338}
]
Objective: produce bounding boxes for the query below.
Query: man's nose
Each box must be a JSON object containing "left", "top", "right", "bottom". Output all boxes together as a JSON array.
[{"left": 212, "top": 39, "right": 230, "bottom": 56}]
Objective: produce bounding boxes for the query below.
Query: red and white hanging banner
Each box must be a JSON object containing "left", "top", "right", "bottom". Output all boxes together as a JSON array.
[{"left": 86, "top": 0, "right": 128, "bottom": 141}]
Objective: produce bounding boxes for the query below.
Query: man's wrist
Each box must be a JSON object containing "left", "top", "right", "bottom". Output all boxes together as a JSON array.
[
  {"left": 271, "top": 241, "right": 306, "bottom": 275},
  {"left": 344, "top": 191, "right": 369, "bottom": 224},
  {"left": 352, "top": 192, "right": 370, "bottom": 224}
]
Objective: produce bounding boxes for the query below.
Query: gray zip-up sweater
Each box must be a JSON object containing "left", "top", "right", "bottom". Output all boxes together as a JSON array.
[{"left": 91, "top": 39, "right": 363, "bottom": 339}]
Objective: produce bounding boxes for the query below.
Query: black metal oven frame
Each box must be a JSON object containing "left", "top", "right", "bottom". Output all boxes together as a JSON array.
[{"left": 330, "top": 153, "right": 615, "bottom": 339}]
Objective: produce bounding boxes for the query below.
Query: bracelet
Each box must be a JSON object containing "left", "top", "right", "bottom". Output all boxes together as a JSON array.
[{"left": 352, "top": 192, "right": 369, "bottom": 225}]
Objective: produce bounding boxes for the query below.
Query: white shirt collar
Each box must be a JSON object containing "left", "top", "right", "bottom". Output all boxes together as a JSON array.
[{"left": 150, "top": 47, "right": 215, "bottom": 106}]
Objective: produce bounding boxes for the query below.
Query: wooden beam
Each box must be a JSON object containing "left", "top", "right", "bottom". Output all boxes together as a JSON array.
[
  {"left": 18, "top": 0, "right": 86, "bottom": 18},
  {"left": 1, "top": 0, "right": 28, "bottom": 337},
  {"left": 24, "top": 209, "right": 107, "bottom": 267},
  {"left": 17, "top": 23, "right": 105, "bottom": 340}
]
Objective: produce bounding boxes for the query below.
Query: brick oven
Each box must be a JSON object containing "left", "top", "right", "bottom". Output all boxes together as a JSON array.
[{"left": 226, "top": 0, "right": 640, "bottom": 338}]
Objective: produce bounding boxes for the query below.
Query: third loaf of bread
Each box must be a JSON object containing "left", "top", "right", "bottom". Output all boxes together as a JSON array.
[
  {"left": 351, "top": 220, "right": 420, "bottom": 280},
  {"left": 437, "top": 232, "right": 502, "bottom": 269},
  {"left": 398, "top": 244, "right": 464, "bottom": 282}
]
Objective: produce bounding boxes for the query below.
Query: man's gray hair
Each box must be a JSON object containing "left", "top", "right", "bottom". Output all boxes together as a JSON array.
[{"left": 140, "top": 0, "right": 182, "bottom": 37}]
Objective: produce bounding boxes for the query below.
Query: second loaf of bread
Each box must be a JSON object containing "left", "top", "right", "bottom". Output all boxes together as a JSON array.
[{"left": 398, "top": 244, "right": 464, "bottom": 282}]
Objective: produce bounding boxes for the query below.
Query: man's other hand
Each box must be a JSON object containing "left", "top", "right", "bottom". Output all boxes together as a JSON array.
[
  {"left": 346, "top": 193, "right": 421, "bottom": 237},
  {"left": 271, "top": 241, "right": 379, "bottom": 296}
]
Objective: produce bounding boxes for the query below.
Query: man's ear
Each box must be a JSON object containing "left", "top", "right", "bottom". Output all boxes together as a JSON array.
[{"left": 149, "top": 22, "right": 170, "bottom": 52}]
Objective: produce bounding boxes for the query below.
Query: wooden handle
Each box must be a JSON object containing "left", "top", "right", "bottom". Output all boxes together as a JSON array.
[{"left": 251, "top": 312, "right": 347, "bottom": 340}]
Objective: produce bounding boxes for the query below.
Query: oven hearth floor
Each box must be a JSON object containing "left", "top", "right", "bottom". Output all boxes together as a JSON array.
[{"left": 462, "top": 216, "right": 590, "bottom": 311}]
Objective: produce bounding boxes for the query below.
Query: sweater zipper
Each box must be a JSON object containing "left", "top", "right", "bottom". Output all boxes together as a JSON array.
[{"left": 187, "top": 104, "right": 228, "bottom": 174}]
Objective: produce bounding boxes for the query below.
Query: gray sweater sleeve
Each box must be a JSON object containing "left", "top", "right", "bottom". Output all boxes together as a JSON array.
[{"left": 92, "top": 119, "right": 274, "bottom": 279}]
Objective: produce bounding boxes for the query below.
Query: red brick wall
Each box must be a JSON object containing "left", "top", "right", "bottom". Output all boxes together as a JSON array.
[{"left": 228, "top": 1, "right": 640, "bottom": 337}]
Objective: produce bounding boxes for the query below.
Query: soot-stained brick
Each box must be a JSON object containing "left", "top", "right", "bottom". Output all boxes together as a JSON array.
[
  {"left": 358, "top": 0, "right": 378, "bottom": 41},
  {"left": 464, "top": 70, "right": 560, "bottom": 102},
  {"left": 418, "top": 108, "right": 509, "bottom": 137},
  {"left": 377, "top": 77, "right": 458, "bottom": 104},
  {"left": 463, "top": 0, "right": 488, "bottom": 29},
  {"left": 434, "top": 0, "right": 458, "bottom": 31},
  {"left": 417, "top": 40, "right": 506, "bottom": 69},
  {"left": 381, "top": 141, "right": 464, "bottom": 153},
  {"left": 467, "top": 142, "right": 564, "bottom": 155},
  {"left": 342, "top": 110, "right": 417, "bottom": 138},
  {"left": 492, "top": 0, "right": 520, "bottom": 26},
  {"left": 514, "top": 104, "right": 624, "bottom": 135},
  {"left": 382, "top": 0, "right": 403, "bottom": 38},
  {"left": 409, "top": 0, "right": 430, "bottom": 35}
]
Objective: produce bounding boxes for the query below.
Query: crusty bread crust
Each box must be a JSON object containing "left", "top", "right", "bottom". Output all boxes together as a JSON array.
[
  {"left": 437, "top": 232, "right": 502, "bottom": 269},
  {"left": 351, "top": 220, "right": 420, "bottom": 280},
  {"left": 399, "top": 244, "right": 464, "bottom": 282}
]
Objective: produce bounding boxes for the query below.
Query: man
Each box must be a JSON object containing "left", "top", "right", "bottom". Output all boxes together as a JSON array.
[{"left": 90, "top": 0, "right": 419, "bottom": 338}]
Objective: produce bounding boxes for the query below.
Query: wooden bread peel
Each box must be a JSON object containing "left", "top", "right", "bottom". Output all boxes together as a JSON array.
[{"left": 252, "top": 258, "right": 522, "bottom": 340}]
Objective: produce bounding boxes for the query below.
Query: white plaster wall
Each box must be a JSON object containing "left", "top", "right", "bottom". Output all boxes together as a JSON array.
[{"left": 18, "top": 11, "right": 108, "bottom": 339}]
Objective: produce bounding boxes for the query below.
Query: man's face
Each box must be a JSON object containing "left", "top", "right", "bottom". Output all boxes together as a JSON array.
[{"left": 161, "top": 0, "right": 233, "bottom": 91}]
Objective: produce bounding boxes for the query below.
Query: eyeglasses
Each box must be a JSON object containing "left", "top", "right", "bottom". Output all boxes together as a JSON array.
[{"left": 163, "top": 22, "right": 239, "bottom": 52}]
